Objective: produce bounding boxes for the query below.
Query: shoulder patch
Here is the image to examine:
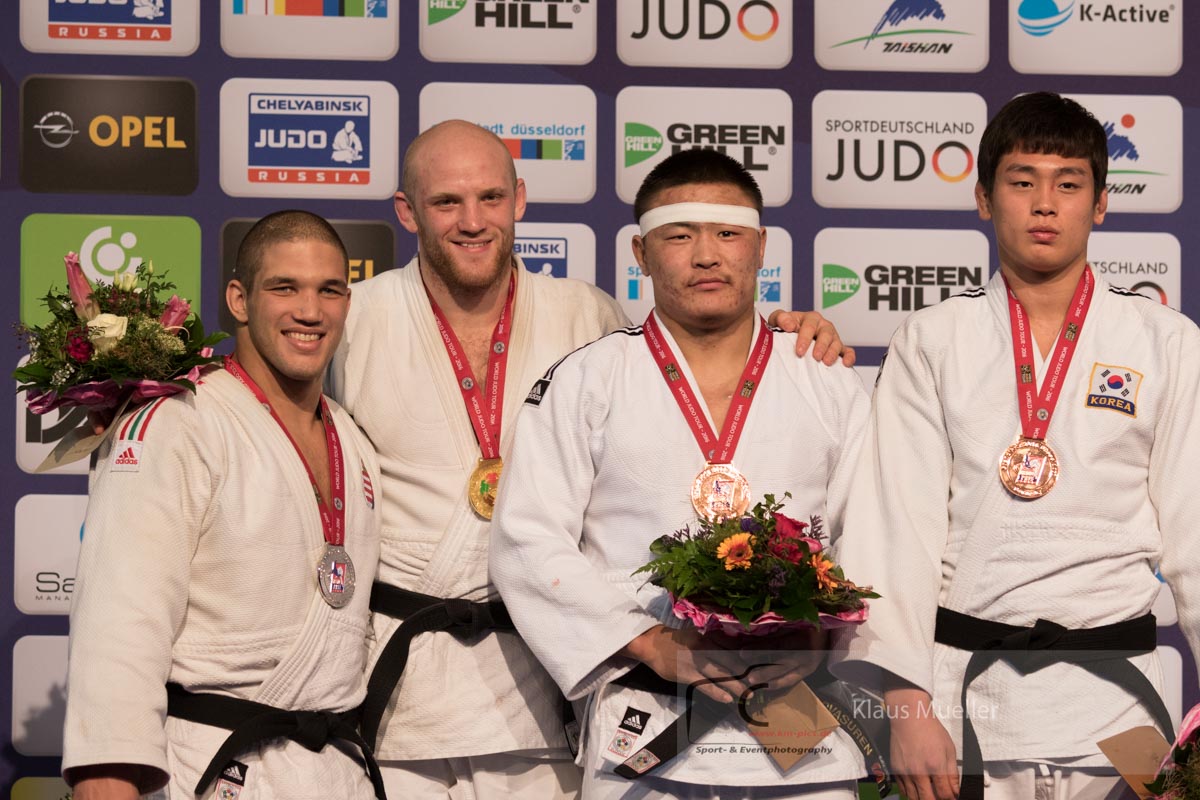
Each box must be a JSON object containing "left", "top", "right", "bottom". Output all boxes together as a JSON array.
[
  {"left": 1108, "top": 285, "right": 1148, "bottom": 299},
  {"left": 951, "top": 287, "right": 987, "bottom": 300},
  {"left": 110, "top": 397, "right": 170, "bottom": 472},
  {"left": 1085, "top": 363, "right": 1143, "bottom": 418},
  {"left": 523, "top": 326, "right": 644, "bottom": 407}
]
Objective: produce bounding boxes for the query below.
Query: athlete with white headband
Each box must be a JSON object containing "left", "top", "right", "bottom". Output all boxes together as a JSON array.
[{"left": 492, "top": 148, "right": 871, "bottom": 799}]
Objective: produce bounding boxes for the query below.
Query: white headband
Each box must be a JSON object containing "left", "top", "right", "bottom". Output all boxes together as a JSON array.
[{"left": 638, "top": 202, "right": 761, "bottom": 237}]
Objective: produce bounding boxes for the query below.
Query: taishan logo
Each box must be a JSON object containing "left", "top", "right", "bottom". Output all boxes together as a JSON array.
[
  {"left": 831, "top": 0, "right": 969, "bottom": 52},
  {"left": 431, "top": 0, "right": 590, "bottom": 28},
  {"left": 1103, "top": 112, "right": 1166, "bottom": 195},
  {"left": 625, "top": 123, "right": 663, "bottom": 166}
]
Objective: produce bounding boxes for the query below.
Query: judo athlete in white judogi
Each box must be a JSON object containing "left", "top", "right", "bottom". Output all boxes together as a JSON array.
[
  {"left": 833, "top": 92, "right": 1200, "bottom": 800},
  {"left": 328, "top": 122, "right": 854, "bottom": 800},
  {"left": 491, "top": 150, "right": 871, "bottom": 800},
  {"left": 63, "top": 211, "right": 385, "bottom": 800}
]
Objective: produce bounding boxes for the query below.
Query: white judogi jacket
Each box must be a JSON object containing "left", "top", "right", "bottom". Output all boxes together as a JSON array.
[
  {"left": 63, "top": 368, "right": 382, "bottom": 799},
  {"left": 327, "top": 256, "right": 628, "bottom": 760},
  {"left": 834, "top": 270, "right": 1200, "bottom": 764},
  {"left": 490, "top": 315, "right": 871, "bottom": 786}
]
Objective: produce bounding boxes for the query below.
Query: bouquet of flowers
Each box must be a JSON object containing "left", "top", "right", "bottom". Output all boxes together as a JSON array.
[
  {"left": 1147, "top": 705, "right": 1200, "bottom": 799},
  {"left": 14, "top": 252, "right": 226, "bottom": 453},
  {"left": 634, "top": 492, "right": 877, "bottom": 637}
]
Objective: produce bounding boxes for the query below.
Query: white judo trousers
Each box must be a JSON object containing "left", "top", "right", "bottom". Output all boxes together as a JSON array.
[
  {"left": 63, "top": 369, "right": 383, "bottom": 799},
  {"left": 329, "top": 257, "right": 628, "bottom": 797},
  {"left": 834, "top": 270, "right": 1200, "bottom": 779},
  {"left": 491, "top": 314, "right": 871, "bottom": 798}
]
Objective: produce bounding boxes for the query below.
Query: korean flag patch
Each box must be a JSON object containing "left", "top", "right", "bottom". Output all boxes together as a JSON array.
[{"left": 1085, "top": 363, "right": 1144, "bottom": 418}]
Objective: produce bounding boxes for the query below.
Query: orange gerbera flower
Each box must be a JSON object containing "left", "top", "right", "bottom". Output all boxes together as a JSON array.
[
  {"left": 812, "top": 553, "right": 841, "bottom": 591},
  {"left": 717, "top": 533, "right": 755, "bottom": 570}
]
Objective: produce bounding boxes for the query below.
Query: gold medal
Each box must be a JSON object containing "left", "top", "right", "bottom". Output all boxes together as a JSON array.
[
  {"left": 691, "top": 463, "right": 751, "bottom": 521},
  {"left": 468, "top": 457, "right": 503, "bottom": 519},
  {"left": 998, "top": 438, "right": 1059, "bottom": 499}
]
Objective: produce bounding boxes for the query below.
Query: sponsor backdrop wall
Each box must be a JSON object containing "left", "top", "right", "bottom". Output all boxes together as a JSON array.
[{"left": 1, "top": 1, "right": 1196, "bottom": 794}]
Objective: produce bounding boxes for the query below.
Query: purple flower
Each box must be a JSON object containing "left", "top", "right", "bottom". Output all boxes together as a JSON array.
[
  {"left": 767, "top": 564, "right": 788, "bottom": 599},
  {"left": 740, "top": 517, "right": 763, "bottom": 533}
]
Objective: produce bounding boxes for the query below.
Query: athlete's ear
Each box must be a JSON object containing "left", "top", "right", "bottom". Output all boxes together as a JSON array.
[
  {"left": 395, "top": 191, "right": 419, "bottom": 234},
  {"left": 226, "top": 279, "right": 250, "bottom": 325},
  {"left": 975, "top": 181, "right": 993, "bottom": 221}
]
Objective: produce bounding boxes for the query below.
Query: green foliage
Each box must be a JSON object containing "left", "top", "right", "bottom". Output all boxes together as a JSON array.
[
  {"left": 13, "top": 260, "right": 227, "bottom": 397},
  {"left": 1148, "top": 740, "right": 1200, "bottom": 799},
  {"left": 634, "top": 492, "right": 877, "bottom": 630}
]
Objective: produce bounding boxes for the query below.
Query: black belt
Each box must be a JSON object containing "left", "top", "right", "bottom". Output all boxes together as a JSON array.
[
  {"left": 609, "top": 663, "right": 892, "bottom": 796},
  {"left": 934, "top": 607, "right": 1173, "bottom": 800},
  {"left": 361, "top": 582, "right": 515, "bottom": 750},
  {"left": 165, "top": 683, "right": 386, "bottom": 800}
]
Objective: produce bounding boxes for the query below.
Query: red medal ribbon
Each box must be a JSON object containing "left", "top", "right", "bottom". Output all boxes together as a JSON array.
[
  {"left": 426, "top": 271, "right": 516, "bottom": 462},
  {"left": 1004, "top": 266, "right": 1094, "bottom": 441},
  {"left": 224, "top": 356, "right": 345, "bottom": 548},
  {"left": 642, "top": 312, "right": 772, "bottom": 463}
]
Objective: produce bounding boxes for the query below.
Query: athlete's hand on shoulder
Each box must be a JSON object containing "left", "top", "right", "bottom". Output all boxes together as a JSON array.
[
  {"left": 766, "top": 309, "right": 856, "bottom": 367},
  {"left": 885, "top": 685, "right": 961, "bottom": 800}
]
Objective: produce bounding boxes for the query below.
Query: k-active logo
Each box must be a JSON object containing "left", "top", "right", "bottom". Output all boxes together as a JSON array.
[
  {"left": 831, "top": 0, "right": 971, "bottom": 52},
  {"left": 248, "top": 93, "right": 371, "bottom": 185},
  {"left": 1017, "top": 0, "right": 1074, "bottom": 35},
  {"left": 1018, "top": 0, "right": 1173, "bottom": 36},
  {"left": 623, "top": 121, "right": 784, "bottom": 171},
  {"left": 234, "top": 0, "right": 387, "bottom": 15},
  {"left": 629, "top": 0, "right": 780, "bottom": 42},
  {"left": 48, "top": 0, "right": 173, "bottom": 40},
  {"left": 21, "top": 75, "right": 197, "bottom": 194},
  {"left": 430, "top": 0, "right": 589, "bottom": 28}
]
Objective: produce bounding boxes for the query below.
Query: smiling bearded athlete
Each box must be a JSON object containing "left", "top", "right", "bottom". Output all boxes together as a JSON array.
[
  {"left": 490, "top": 149, "right": 871, "bottom": 800},
  {"left": 328, "top": 121, "right": 855, "bottom": 799},
  {"left": 63, "top": 211, "right": 384, "bottom": 800},
  {"left": 833, "top": 92, "right": 1200, "bottom": 800}
]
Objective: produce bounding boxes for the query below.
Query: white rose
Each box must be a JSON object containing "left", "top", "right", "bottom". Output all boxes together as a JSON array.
[{"left": 88, "top": 313, "right": 129, "bottom": 354}]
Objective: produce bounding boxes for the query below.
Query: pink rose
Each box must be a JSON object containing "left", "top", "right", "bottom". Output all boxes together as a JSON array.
[
  {"left": 773, "top": 512, "right": 822, "bottom": 554},
  {"left": 65, "top": 252, "right": 100, "bottom": 321},
  {"left": 158, "top": 294, "right": 191, "bottom": 331}
]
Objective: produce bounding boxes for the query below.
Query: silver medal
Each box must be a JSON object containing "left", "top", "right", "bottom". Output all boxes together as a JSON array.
[{"left": 316, "top": 544, "right": 356, "bottom": 608}]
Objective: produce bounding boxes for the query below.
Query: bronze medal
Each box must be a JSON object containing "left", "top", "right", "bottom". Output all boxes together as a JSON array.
[
  {"left": 998, "top": 438, "right": 1059, "bottom": 499},
  {"left": 468, "top": 457, "right": 503, "bottom": 520},
  {"left": 691, "top": 463, "right": 751, "bottom": 521}
]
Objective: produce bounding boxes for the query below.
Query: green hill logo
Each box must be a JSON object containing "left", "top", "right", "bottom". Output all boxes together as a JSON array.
[
  {"left": 624, "top": 123, "right": 663, "bottom": 167},
  {"left": 429, "top": 0, "right": 467, "bottom": 25},
  {"left": 822, "top": 263, "right": 860, "bottom": 308}
]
